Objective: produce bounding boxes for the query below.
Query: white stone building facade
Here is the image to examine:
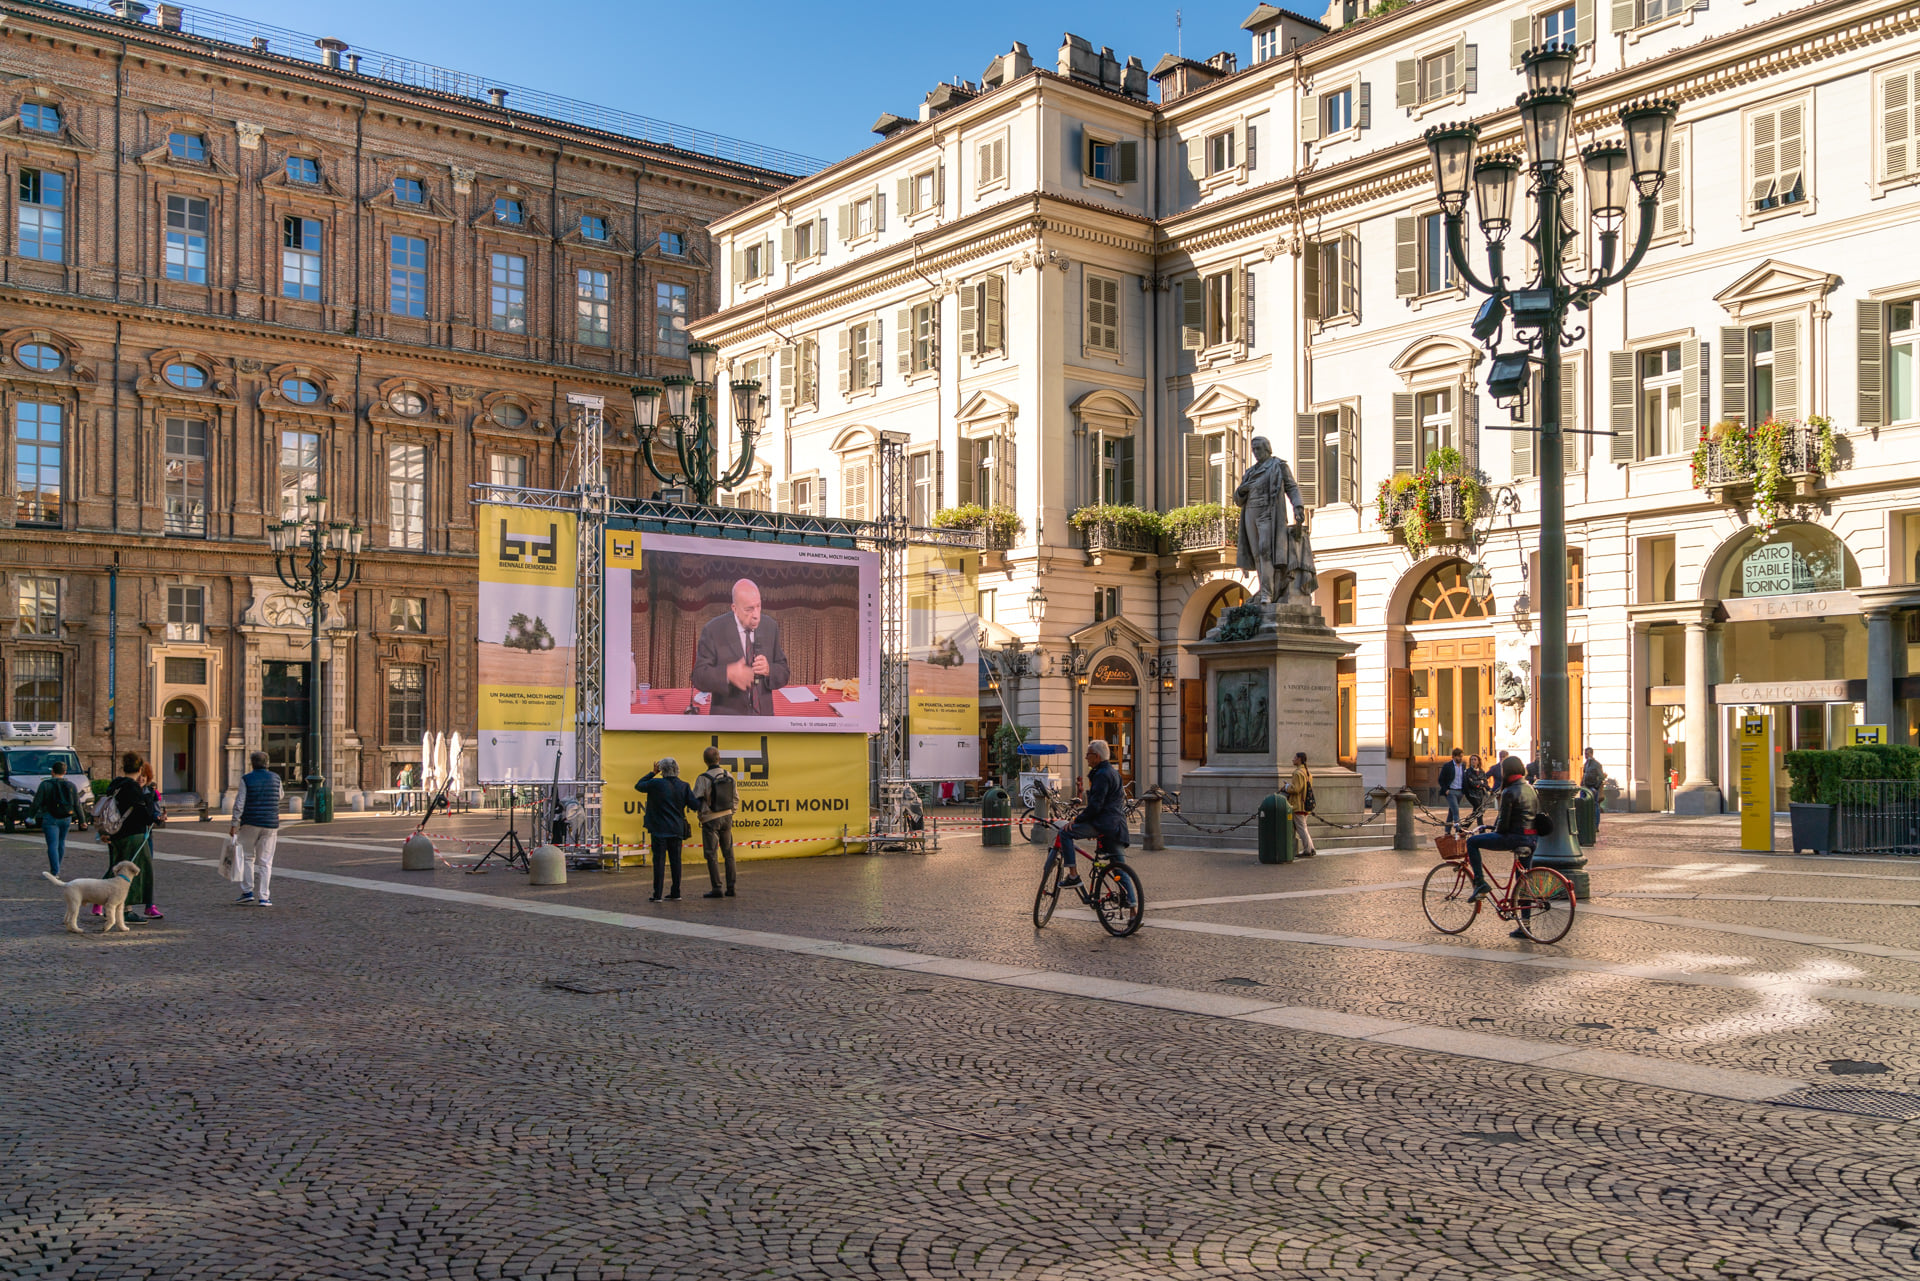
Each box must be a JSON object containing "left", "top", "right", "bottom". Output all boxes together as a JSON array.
[{"left": 696, "top": 0, "right": 1920, "bottom": 813}]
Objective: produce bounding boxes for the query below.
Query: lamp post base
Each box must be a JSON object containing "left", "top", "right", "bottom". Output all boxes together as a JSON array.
[
  {"left": 303, "top": 775, "right": 333, "bottom": 824},
  {"left": 1529, "top": 779, "right": 1588, "bottom": 899}
]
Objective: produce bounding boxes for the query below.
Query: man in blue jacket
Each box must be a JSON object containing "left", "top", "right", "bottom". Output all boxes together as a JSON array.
[
  {"left": 229, "top": 751, "right": 283, "bottom": 906},
  {"left": 1060, "top": 740, "right": 1128, "bottom": 888},
  {"left": 634, "top": 758, "right": 697, "bottom": 902}
]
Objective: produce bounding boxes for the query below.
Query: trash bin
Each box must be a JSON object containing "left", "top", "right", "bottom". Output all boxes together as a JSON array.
[
  {"left": 1258, "top": 792, "right": 1295, "bottom": 864},
  {"left": 1575, "top": 789, "right": 1599, "bottom": 847},
  {"left": 981, "top": 786, "right": 1012, "bottom": 847},
  {"left": 310, "top": 783, "right": 333, "bottom": 824}
]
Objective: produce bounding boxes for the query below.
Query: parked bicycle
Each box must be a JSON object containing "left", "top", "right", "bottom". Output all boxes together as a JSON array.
[
  {"left": 1421, "top": 836, "right": 1576, "bottom": 944},
  {"left": 1032, "top": 821, "right": 1144, "bottom": 937}
]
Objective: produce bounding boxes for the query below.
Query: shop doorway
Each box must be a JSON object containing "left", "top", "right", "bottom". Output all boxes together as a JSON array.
[
  {"left": 1723, "top": 701, "right": 1862, "bottom": 812},
  {"left": 1086, "top": 705, "right": 1137, "bottom": 789},
  {"left": 1407, "top": 637, "right": 1496, "bottom": 792},
  {"left": 161, "top": 699, "right": 197, "bottom": 796},
  {"left": 263, "top": 661, "right": 311, "bottom": 787}
]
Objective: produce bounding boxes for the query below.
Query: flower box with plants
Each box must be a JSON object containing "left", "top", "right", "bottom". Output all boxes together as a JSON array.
[
  {"left": 1163, "top": 503, "right": 1240, "bottom": 554},
  {"left": 1372, "top": 449, "right": 1485, "bottom": 558},
  {"left": 1069, "top": 504, "right": 1165, "bottom": 557},
  {"left": 931, "top": 503, "right": 1025, "bottom": 550},
  {"left": 1690, "top": 417, "right": 1835, "bottom": 529}
]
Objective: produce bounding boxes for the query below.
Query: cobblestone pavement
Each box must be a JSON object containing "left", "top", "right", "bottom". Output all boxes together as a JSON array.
[{"left": 3, "top": 813, "right": 1918, "bottom": 1280}]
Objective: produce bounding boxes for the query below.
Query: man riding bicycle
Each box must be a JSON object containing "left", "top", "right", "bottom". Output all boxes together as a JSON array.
[
  {"left": 1466, "top": 756, "right": 1537, "bottom": 914},
  {"left": 1058, "top": 739, "right": 1128, "bottom": 888}
]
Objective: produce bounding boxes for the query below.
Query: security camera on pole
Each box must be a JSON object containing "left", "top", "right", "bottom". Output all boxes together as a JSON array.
[{"left": 1422, "top": 45, "right": 1675, "bottom": 897}]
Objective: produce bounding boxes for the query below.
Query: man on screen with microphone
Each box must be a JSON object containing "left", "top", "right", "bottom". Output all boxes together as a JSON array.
[{"left": 691, "top": 578, "right": 790, "bottom": 716}]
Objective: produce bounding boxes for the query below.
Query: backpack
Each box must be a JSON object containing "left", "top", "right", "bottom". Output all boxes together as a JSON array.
[
  {"left": 38, "top": 778, "right": 78, "bottom": 820},
  {"left": 1302, "top": 784, "right": 1317, "bottom": 813},
  {"left": 704, "top": 769, "right": 737, "bottom": 818},
  {"left": 94, "top": 790, "right": 127, "bottom": 837},
  {"left": 1529, "top": 809, "right": 1555, "bottom": 838}
]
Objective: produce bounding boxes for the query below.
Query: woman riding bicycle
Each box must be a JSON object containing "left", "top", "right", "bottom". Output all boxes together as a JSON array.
[
  {"left": 1466, "top": 756, "right": 1537, "bottom": 906},
  {"left": 1059, "top": 739, "right": 1128, "bottom": 888}
]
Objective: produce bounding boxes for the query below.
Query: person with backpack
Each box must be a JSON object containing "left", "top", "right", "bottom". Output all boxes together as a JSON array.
[
  {"left": 1466, "top": 756, "right": 1540, "bottom": 924},
  {"left": 1284, "top": 751, "right": 1319, "bottom": 857},
  {"left": 229, "top": 751, "right": 284, "bottom": 906},
  {"left": 692, "top": 745, "right": 738, "bottom": 899},
  {"left": 27, "top": 758, "right": 83, "bottom": 875},
  {"left": 95, "top": 752, "right": 162, "bottom": 921},
  {"left": 633, "top": 758, "right": 697, "bottom": 903}
]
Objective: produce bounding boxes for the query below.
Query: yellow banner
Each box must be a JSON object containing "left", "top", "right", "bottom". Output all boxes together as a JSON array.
[
  {"left": 1738, "top": 714, "right": 1773, "bottom": 852},
  {"left": 908, "top": 545, "right": 980, "bottom": 773},
  {"left": 479, "top": 505, "right": 576, "bottom": 587},
  {"left": 478, "top": 504, "right": 578, "bottom": 776},
  {"left": 606, "top": 528, "right": 640, "bottom": 568},
  {"left": 603, "top": 731, "right": 868, "bottom": 859}
]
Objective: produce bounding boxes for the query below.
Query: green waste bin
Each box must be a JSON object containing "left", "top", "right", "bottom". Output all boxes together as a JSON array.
[
  {"left": 1258, "top": 792, "right": 1295, "bottom": 864},
  {"left": 981, "top": 787, "right": 1012, "bottom": 847},
  {"left": 1575, "top": 789, "right": 1598, "bottom": 847}
]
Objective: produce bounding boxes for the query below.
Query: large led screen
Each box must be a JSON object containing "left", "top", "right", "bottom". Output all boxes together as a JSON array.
[{"left": 605, "top": 532, "right": 879, "bottom": 735}]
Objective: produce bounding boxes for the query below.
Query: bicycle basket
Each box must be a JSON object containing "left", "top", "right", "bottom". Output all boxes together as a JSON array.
[{"left": 1435, "top": 832, "right": 1467, "bottom": 860}]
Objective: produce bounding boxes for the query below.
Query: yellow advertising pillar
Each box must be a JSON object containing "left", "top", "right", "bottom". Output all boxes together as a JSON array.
[{"left": 1738, "top": 714, "right": 1773, "bottom": 852}]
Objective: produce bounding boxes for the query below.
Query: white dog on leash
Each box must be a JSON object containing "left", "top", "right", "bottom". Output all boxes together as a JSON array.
[{"left": 43, "top": 861, "right": 142, "bottom": 934}]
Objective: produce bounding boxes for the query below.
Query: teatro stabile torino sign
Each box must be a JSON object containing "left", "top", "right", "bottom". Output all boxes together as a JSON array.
[{"left": 1721, "top": 540, "right": 1857, "bottom": 623}]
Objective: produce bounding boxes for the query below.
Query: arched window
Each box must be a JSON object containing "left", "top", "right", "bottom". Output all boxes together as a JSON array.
[
  {"left": 1199, "top": 583, "right": 1249, "bottom": 636},
  {"left": 164, "top": 362, "right": 206, "bottom": 389},
  {"left": 1408, "top": 560, "right": 1492, "bottom": 622},
  {"left": 388, "top": 389, "right": 426, "bottom": 417},
  {"left": 1328, "top": 572, "right": 1357, "bottom": 627},
  {"left": 280, "top": 377, "right": 320, "bottom": 405},
  {"left": 1714, "top": 523, "right": 1858, "bottom": 599},
  {"left": 16, "top": 343, "right": 61, "bottom": 371}
]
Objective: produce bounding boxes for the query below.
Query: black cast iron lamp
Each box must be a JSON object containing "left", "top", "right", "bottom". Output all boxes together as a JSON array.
[
  {"left": 268, "top": 491, "right": 362, "bottom": 824},
  {"left": 1026, "top": 584, "right": 1048, "bottom": 624},
  {"left": 730, "top": 378, "right": 763, "bottom": 431},
  {"left": 1468, "top": 563, "right": 1494, "bottom": 603},
  {"left": 1426, "top": 123, "right": 1478, "bottom": 215},
  {"left": 1581, "top": 142, "right": 1632, "bottom": 219},
  {"left": 687, "top": 339, "right": 719, "bottom": 387},
  {"left": 1516, "top": 89, "right": 1574, "bottom": 168},
  {"left": 1620, "top": 99, "right": 1678, "bottom": 196},
  {"left": 1522, "top": 43, "right": 1578, "bottom": 94},
  {"left": 630, "top": 384, "right": 660, "bottom": 437},
  {"left": 1473, "top": 153, "right": 1519, "bottom": 239},
  {"left": 661, "top": 375, "right": 692, "bottom": 422}
]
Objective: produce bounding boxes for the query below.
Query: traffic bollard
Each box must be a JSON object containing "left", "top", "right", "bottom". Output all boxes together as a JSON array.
[
  {"left": 1394, "top": 788, "right": 1418, "bottom": 851},
  {"left": 1143, "top": 795, "right": 1164, "bottom": 851},
  {"left": 400, "top": 832, "right": 436, "bottom": 871},
  {"left": 1258, "top": 792, "right": 1295, "bottom": 864}
]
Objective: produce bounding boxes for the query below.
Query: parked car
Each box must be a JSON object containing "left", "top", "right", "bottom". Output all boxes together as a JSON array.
[{"left": 0, "top": 746, "right": 92, "bottom": 831}]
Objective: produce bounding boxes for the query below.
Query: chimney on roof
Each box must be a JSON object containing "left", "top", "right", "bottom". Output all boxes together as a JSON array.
[
  {"left": 110, "top": 2, "right": 150, "bottom": 22},
  {"left": 250, "top": 36, "right": 268, "bottom": 52},
  {"left": 919, "top": 79, "right": 978, "bottom": 122},
  {"left": 1150, "top": 53, "right": 1230, "bottom": 104},
  {"left": 1206, "top": 51, "right": 1237, "bottom": 74},
  {"left": 980, "top": 41, "right": 1032, "bottom": 90},
  {"left": 871, "top": 112, "right": 915, "bottom": 139},
  {"left": 315, "top": 37, "right": 348, "bottom": 69},
  {"left": 345, "top": 53, "right": 360, "bottom": 73},
  {"left": 1056, "top": 33, "right": 1150, "bottom": 101},
  {"left": 488, "top": 88, "right": 509, "bottom": 107},
  {"left": 156, "top": 4, "right": 181, "bottom": 30}
]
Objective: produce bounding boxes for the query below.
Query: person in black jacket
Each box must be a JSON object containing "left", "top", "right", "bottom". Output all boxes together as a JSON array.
[
  {"left": 101, "top": 752, "right": 161, "bottom": 922},
  {"left": 1466, "top": 757, "right": 1538, "bottom": 907},
  {"left": 634, "top": 758, "right": 697, "bottom": 902},
  {"left": 1437, "top": 748, "right": 1468, "bottom": 829},
  {"left": 1463, "top": 754, "right": 1492, "bottom": 824},
  {"left": 1060, "top": 740, "right": 1128, "bottom": 888}
]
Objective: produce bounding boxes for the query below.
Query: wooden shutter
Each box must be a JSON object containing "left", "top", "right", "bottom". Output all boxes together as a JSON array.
[
  {"left": 1886, "top": 68, "right": 1916, "bottom": 183},
  {"left": 1184, "top": 432, "right": 1207, "bottom": 505},
  {"left": 1185, "top": 139, "right": 1205, "bottom": 182},
  {"left": 896, "top": 175, "right": 912, "bottom": 215},
  {"left": 1561, "top": 360, "right": 1580, "bottom": 473},
  {"left": 1339, "top": 407, "right": 1359, "bottom": 505},
  {"left": 730, "top": 247, "right": 745, "bottom": 283},
  {"left": 1301, "top": 93, "right": 1321, "bottom": 144},
  {"left": 999, "top": 433, "right": 1017, "bottom": 509},
  {"left": 1608, "top": 350, "right": 1636, "bottom": 463},
  {"left": 977, "top": 141, "right": 991, "bottom": 188},
  {"left": 1576, "top": 0, "right": 1596, "bottom": 46},
  {"left": 1511, "top": 17, "right": 1531, "bottom": 69},
  {"left": 992, "top": 137, "right": 1007, "bottom": 183},
  {"left": 836, "top": 327, "right": 852, "bottom": 395},
  {"left": 958, "top": 280, "right": 978, "bottom": 356},
  {"left": 1460, "top": 40, "right": 1478, "bottom": 95},
  {"left": 935, "top": 164, "right": 945, "bottom": 206},
  {"left": 1118, "top": 141, "right": 1138, "bottom": 183},
  {"left": 844, "top": 460, "right": 868, "bottom": 521},
  {"left": 1304, "top": 242, "right": 1322, "bottom": 321},
  {"left": 779, "top": 346, "right": 796, "bottom": 407},
  {"left": 874, "top": 188, "right": 886, "bottom": 231},
  {"left": 1658, "top": 131, "right": 1685, "bottom": 239},
  {"left": 983, "top": 274, "right": 1004, "bottom": 352},
  {"left": 816, "top": 215, "right": 829, "bottom": 254},
  {"left": 1859, "top": 299, "right": 1886, "bottom": 429},
  {"left": 1395, "top": 59, "right": 1416, "bottom": 108},
  {"left": 1461, "top": 384, "right": 1480, "bottom": 476},
  {"left": 1389, "top": 668, "right": 1413, "bottom": 760},
  {"left": 1680, "top": 337, "right": 1703, "bottom": 449},
  {"left": 1749, "top": 108, "right": 1778, "bottom": 210},
  {"left": 1357, "top": 81, "right": 1371, "bottom": 129},
  {"left": 1610, "top": 0, "right": 1635, "bottom": 33},
  {"left": 781, "top": 226, "right": 795, "bottom": 261},
  {"left": 1179, "top": 279, "right": 1204, "bottom": 350},
  {"left": 1513, "top": 405, "right": 1535, "bottom": 478},
  {"left": 1394, "top": 217, "right": 1418, "bottom": 298},
  {"left": 1342, "top": 232, "right": 1362, "bottom": 319},
  {"left": 1232, "top": 120, "right": 1248, "bottom": 172},
  {"left": 1117, "top": 434, "right": 1135, "bottom": 504},
  {"left": 1180, "top": 679, "right": 1206, "bottom": 762},
  {"left": 1294, "top": 413, "right": 1320, "bottom": 507},
  {"left": 1720, "top": 327, "right": 1748, "bottom": 426},
  {"left": 1773, "top": 316, "right": 1799, "bottom": 422},
  {"left": 1392, "top": 392, "right": 1415, "bottom": 474},
  {"left": 1080, "top": 127, "right": 1093, "bottom": 177},
  {"left": 897, "top": 309, "right": 912, "bottom": 376},
  {"left": 1242, "top": 268, "right": 1255, "bottom": 347},
  {"left": 775, "top": 481, "right": 792, "bottom": 513},
  {"left": 801, "top": 337, "right": 818, "bottom": 406},
  {"left": 870, "top": 315, "right": 884, "bottom": 388},
  {"left": 1777, "top": 102, "right": 1805, "bottom": 204},
  {"left": 836, "top": 203, "right": 850, "bottom": 241},
  {"left": 955, "top": 437, "right": 976, "bottom": 506},
  {"left": 1246, "top": 125, "right": 1257, "bottom": 172}
]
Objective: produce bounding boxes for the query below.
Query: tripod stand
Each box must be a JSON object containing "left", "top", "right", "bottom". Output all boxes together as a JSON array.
[{"left": 472, "top": 783, "right": 531, "bottom": 873}]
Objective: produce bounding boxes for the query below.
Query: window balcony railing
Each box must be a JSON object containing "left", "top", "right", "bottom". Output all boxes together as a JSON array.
[
  {"left": 1070, "top": 504, "right": 1164, "bottom": 565},
  {"left": 1377, "top": 477, "right": 1475, "bottom": 554},
  {"left": 1163, "top": 503, "right": 1239, "bottom": 569},
  {"left": 1692, "top": 419, "right": 1836, "bottom": 524}
]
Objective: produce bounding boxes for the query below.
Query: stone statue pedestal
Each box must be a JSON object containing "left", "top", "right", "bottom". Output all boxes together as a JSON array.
[{"left": 1178, "top": 603, "right": 1374, "bottom": 848}]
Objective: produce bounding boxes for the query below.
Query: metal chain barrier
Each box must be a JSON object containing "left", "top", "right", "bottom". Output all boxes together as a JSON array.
[{"left": 1163, "top": 808, "right": 1261, "bottom": 836}]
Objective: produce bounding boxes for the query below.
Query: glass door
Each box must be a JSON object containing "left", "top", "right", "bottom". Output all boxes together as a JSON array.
[
  {"left": 262, "top": 661, "right": 310, "bottom": 787},
  {"left": 1407, "top": 637, "right": 1495, "bottom": 792},
  {"left": 1086, "top": 705, "right": 1137, "bottom": 790}
]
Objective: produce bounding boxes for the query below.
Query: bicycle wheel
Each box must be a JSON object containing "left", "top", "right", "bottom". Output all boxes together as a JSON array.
[
  {"left": 1513, "top": 866, "right": 1576, "bottom": 944},
  {"left": 1018, "top": 808, "right": 1043, "bottom": 844},
  {"left": 1091, "top": 862, "right": 1145, "bottom": 937},
  {"left": 1421, "top": 861, "right": 1480, "bottom": 934},
  {"left": 1032, "top": 850, "right": 1063, "bottom": 928}
]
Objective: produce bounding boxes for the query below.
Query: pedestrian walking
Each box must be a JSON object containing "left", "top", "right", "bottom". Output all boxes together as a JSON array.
[
  {"left": 230, "top": 751, "right": 284, "bottom": 906},
  {"left": 396, "top": 762, "right": 417, "bottom": 814},
  {"left": 634, "top": 758, "right": 697, "bottom": 902},
  {"left": 692, "top": 745, "right": 737, "bottom": 899},
  {"left": 1581, "top": 747, "right": 1606, "bottom": 832},
  {"left": 98, "top": 753, "right": 162, "bottom": 921},
  {"left": 28, "top": 758, "right": 83, "bottom": 875},
  {"left": 1284, "top": 752, "right": 1319, "bottom": 856},
  {"left": 1437, "top": 748, "right": 1468, "bottom": 830},
  {"left": 1464, "top": 753, "right": 1492, "bottom": 824}
]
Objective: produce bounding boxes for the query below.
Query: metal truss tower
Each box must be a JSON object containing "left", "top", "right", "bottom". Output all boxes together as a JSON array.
[
  {"left": 565, "top": 393, "right": 607, "bottom": 845},
  {"left": 875, "top": 431, "right": 911, "bottom": 826}
]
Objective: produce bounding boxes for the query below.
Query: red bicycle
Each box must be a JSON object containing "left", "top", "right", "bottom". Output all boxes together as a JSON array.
[{"left": 1422, "top": 839, "right": 1576, "bottom": 944}]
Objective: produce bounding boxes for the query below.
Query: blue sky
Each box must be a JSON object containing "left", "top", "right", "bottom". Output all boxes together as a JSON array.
[{"left": 190, "top": 0, "right": 1324, "bottom": 165}]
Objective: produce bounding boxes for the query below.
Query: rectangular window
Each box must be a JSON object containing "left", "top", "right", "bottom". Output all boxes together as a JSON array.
[
  {"left": 791, "top": 219, "right": 816, "bottom": 261},
  {"left": 1207, "top": 130, "right": 1236, "bottom": 175},
  {"left": 656, "top": 281, "right": 689, "bottom": 357},
  {"left": 1203, "top": 433, "right": 1228, "bottom": 505},
  {"left": 164, "top": 417, "right": 208, "bottom": 536},
  {"left": 1567, "top": 548, "right": 1586, "bottom": 609},
  {"left": 164, "top": 657, "right": 206, "bottom": 684},
  {"left": 11, "top": 651, "right": 60, "bottom": 721},
  {"left": 390, "top": 597, "right": 426, "bottom": 633},
  {"left": 20, "top": 103, "right": 61, "bottom": 133},
  {"left": 393, "top": 177, "right": 423, "bottom": 203},
  {"left": 14, "top": 401, "right": 61, "bottom": 526},
  {"left": 790, "top": 477, "right": 813, "bottom": 515},
  {"left": 1333, "top": 574, "right": 1357, "bottom": 627},
  {"left": 1639, "top": 345, "right": 1685, "bottom": 457},
  {"left": 165, "top": 584, "right": 204, "bottom": 642},
  {"left": 387, "top": 664, "right": 426, "bottom": 742},
  {"left": 1324, "top": 88, "right": 1354, "bottom": 135},
  {"left": 281, "top": 215, "right": 322, "bottom": 300},
  {"left": 1307, "top": 233, "right": 1361, "bottom": 322},
  {"left": 1318, "top": 409, "right": 1343, "bottom": 507},
  {"left": 1255, "top": 29, "right": 1278, "bottom": 64},
  {"left": 658, "top": 229, "right": 684, "bottom": 255},
  {"left": 913, "top": 169, "right": 936, "bottom": 214},
  {"left": 908, "top": 301, "right": 936, "bottom": 374},
  {"left": 1093, "top": 586, "right": 1122, "bottom": 622},
  {"left": 168, "top": 132, "right": 206, "bottom": 161},
  {"left": 1418, "top": 48, "right": 1457, "bottom": 102},
  {"left": 847, "top": 322, "right": 875, "bottom": 392},
  {"left": 1749, "top": 325, "right": 1775, "bottom": 423},
  {"left": 1085, "top": 272, "right": 1121, "bottom": 354},
  {"left": 494, "top": 197, "right": 522, "bottom": 225},
  {"left": 1416, "top": 389, "right": 1455, "bottom": 467},
  {"left": 1749, "top": 101, "right": 1807, "bottom": 212},
  {"left": 577, "top": 215, "right": 607, "bottom": 241},
  {"left": 1089, "top": 138, "right": 1119, "bottom": 183},
  {"left": 1203, "top": 269, "right": 1239, "bottom": 346},
  {"left": 165, "top": 194, "right": 209, "bottom": 282},
  {"left": 741, "top": 241, "right": 766, "bottom": 281},
  {"left": 976, "top": 135, "right": 1008, "bottom": 191},
  {"left": 388, "top": 234, "right": 427, "bottom": 316},
  {"left": 853, "top": 195, "right": 877, "bottom": 237},
  {"left": 16, "top": 577, "right": 58, "bottom": 636},
  {"left": 286, "top": 155, "right": 319, "bottom": 183},
  {"left": 576, "top": 268, "right": 611, "bottom": 346},
  {"left": 908, "top": 451, "right": 933, "bottom": 527},
  {"left": 278, "top": 429, "right": 321, "bottom": 522},
  {"left": 17, "top": 168, "right": 65, "bottom": 262},
  {"left": 1641, "top": 0, "right": 1686, "bottom": 21},
  {"left": 489, "top": 452, "right": 526, "bottom": 488},
  {"left": 1538, "top": 3, "right": 1579, "bottom": 50},
  {"left": 387, "top": 443, "right": 426, "bottom": 549},
  {"left": 1891, "top": 300, "right": 1917, "bottom": 423},
  {"left": 1097, "top": 433, "right": 1135, "bottom": 505},
  {"left": 489, "top": 253, "right": 527, "bottom": 333},
  {"left": 1419, "top": 212, "right": 1455, "bottom": 294}
]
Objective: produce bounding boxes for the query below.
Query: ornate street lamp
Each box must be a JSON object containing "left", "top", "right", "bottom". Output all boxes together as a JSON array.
[
  {"left": 1025, "top": 584, "right": 1049, "bottom": 625},
  {"left": 1424, "top": 67, "right": 1674, "bottom": 894},
  {"left": 269, "top": 492, "right": 363, "bottom": 822},
  {"left": 629, "top": 341, "right": 763, "bottom": 506}
]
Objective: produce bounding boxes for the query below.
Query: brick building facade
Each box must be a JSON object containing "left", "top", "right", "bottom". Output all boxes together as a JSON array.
[{"left": 0, "top": 0, "right": 796, "bottom": 805}]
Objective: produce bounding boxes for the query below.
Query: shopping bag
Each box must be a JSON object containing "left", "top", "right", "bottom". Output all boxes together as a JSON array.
[{"left": 220, "top": 835, "right": 244, "bottom": 882}]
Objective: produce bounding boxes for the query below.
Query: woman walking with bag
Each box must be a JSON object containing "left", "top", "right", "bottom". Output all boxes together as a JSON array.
[
  {"left": 1284, "top": 751, "right": 1318, "bottom": 857},
  {"left": 97, "top": 753, "right": 162, "bottom": 921},
  {"left": 27, "top": 758, "right": 82, "bottom": 875}
]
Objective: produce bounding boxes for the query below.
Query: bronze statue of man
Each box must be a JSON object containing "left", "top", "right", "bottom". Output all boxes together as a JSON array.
[{"left": 1234, "top": 436, "right": 1316, "bottom": 606}]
